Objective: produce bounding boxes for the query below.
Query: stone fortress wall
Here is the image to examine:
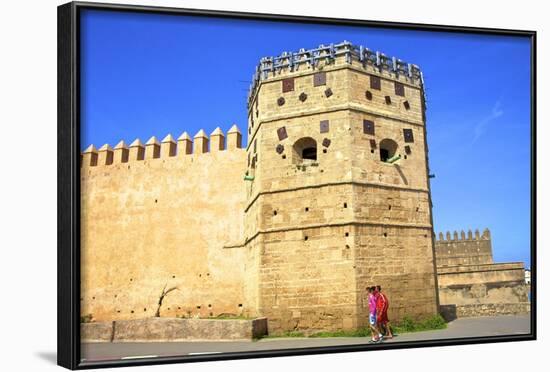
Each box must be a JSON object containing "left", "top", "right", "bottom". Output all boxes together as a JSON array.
[
  {"left": 80, "top": 127, "right": 250, "bottom": 321},
  {"left": 81, "top": 41, "right": 526, "bottom": 334},
  {"left": 81, "top": 42, "right": 440, "bottom": 333},
  {"left": 241, "top": 41, "right": 438, "bottom": 333},
  {"left": 434, "top": 229, "right": 528, "bottom": 318}
]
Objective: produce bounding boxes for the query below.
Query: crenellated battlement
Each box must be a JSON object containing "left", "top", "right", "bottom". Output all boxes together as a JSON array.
[
  {"left": 434, "top": 228, "right": 493, "bottom": 266},
  {"left": 436, "top": 228, "right": 491, "bottom": 242},
  {"left": 81, "top": 125, "right": 243, "bottom": 167},
  {"left": 247, "top": 40, "right": 423, "bottom": 107}
]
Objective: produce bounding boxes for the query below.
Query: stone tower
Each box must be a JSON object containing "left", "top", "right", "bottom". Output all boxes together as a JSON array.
[{"left": 243, "top": 41, "right": 439, "bottom": 333}]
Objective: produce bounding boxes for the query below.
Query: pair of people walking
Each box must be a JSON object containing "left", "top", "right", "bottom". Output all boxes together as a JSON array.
[{"left": 367, "top": 285, "right": 393, "bottom": 343}]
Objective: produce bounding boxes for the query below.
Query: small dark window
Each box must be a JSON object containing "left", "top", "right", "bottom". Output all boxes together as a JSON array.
[
  {"left": 380, "top": 148, "right": 390, "bottom": 162},
  {"left": 304, "top": 236, "right": 309, "bottom": 241},
  {"left": 403, "top": 128, "right": 414, "bottom": 143},
  {"left": 369, "top": 139, "right": 377, "bottom": 149},
  {"left": 273, "top": 210, "right": 277, "bottom": 216},
  {"left": 363, "top": 120, "right": 375, "bottom": 135},
  {"left": 403, "top": 100, "right": 410, "bottom": 110},
  {"left": 370, "top": 75, "right": 381, "bottom": 90},
  {"left": 277, "top": 126, "right": 288, "bottom": 140},
  {"left": 313, "top": 72, "right": 326, "bottom": 86},
  {"left": 379, "top": 138, "right": 398, "bottom": 162},
  {"left": 302, "top": 148, "right": 317, "bottom": 160},
  {"left": 404, "top": 145, "right": 412, "bottom": 154},
  {"left": 385, "top": 96, "right": 392, "bottom": 105},
  {"left": 395, "top": 82, "right": 405, "bottom": 96},
  {"left": 320, "top": 120, "right": 329, "bottom": 133},
  {"left": 365, "top": 91, "right": 373, "bottom": 100},
  {"left": 293, "top": 137, "right": 317, "bottom": 164},
  {"left": 343, "top": 202, "right": 348, "bottom": 208},
  {"left": 282, "top": 78, "right": 294, "bottom": 93}
]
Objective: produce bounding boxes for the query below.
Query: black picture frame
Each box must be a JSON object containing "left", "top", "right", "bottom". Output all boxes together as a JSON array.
[{"left": 57, "top": 1, "right": 537, "bottom": 369}]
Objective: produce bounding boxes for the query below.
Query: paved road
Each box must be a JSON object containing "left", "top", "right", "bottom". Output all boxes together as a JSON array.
[{"left": 81, "top": 315, "right": 530, "bottom": 362}]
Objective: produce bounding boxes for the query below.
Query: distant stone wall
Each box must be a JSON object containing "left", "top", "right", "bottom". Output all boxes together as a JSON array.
[
  {"left": 437, "top": 263, "right": 528, "bottom": 305},
  {"left": 81, "top": 317, "right": 268, "bottom": 342},
  {"left": 434, "top": 227, "right": 529, "bottom": 314},
  {"left": 440, "top": 303, "right": 531, "bottom": 321},
  {"left": 435, "top": 229, "right": 493, "bottom": 267}
]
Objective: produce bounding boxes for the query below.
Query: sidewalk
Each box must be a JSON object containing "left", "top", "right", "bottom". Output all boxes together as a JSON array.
[{"left": 82, "top": 315, "right": 531, "bottom": 362}]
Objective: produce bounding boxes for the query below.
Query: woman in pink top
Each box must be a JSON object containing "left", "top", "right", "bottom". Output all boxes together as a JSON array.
[{"left": 367, "top": 286, "right": 383, "bottom": 343}]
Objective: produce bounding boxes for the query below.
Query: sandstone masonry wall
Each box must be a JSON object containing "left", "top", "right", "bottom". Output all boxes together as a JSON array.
[
  {"left": 81, "top": 128, "right": 249, "bottom": 321},
  {"left": 244, "top": 42, "right": 438, "bottom": 333},
  {"left": 435, "top": 228, "right": 493, "bottom": 266},
  {"left": 81, "top": 42, "right": 441, "bottom": 333},
  {"left": 434, "top": 229, "right": 528, "bottom": 307}
]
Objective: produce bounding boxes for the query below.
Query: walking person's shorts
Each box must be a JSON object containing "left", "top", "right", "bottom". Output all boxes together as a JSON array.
[{"left": 369, "top": 313, "right": 376, "bottom": 326}]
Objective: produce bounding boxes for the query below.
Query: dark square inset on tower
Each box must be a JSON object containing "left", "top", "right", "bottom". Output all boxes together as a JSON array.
[
  {"left": 277, "top": 126, "right": 288, "bottom": 140},
  {"left": 403, "top": 128, "right": 414, "bottom": 143},
  {"left": 370, "top": 75, "right": 381, "bottom": 90},
  {"left": 395, "top": 82, "right": 405, "bottom": 96},
  {"left": 282, "top": 78, "right": 294, "bottom": 93},
  {"left": 320, "top": 120, "right": 329, "bottom": 133},
  {"left": 363, "top": 120, "right": 375, "bottom": 135},
  {"left": 313, "top": 72, "right": 326, "bottom": 86}
]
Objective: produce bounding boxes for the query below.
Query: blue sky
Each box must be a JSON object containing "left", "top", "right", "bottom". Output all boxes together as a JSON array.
[{"left": 80, "top": 10, "right": 532, "bottom": 267}]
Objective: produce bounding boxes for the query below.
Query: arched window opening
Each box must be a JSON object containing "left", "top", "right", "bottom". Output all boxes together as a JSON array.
[
  {"left": 302, "top": 147, "right": 317, "bottom": 160},
  {"left": 292, "top": 137, "right": 318, "bottom": 164},
  {"left": 379, "top": 138, "right": 398, "bottom": 162}
]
